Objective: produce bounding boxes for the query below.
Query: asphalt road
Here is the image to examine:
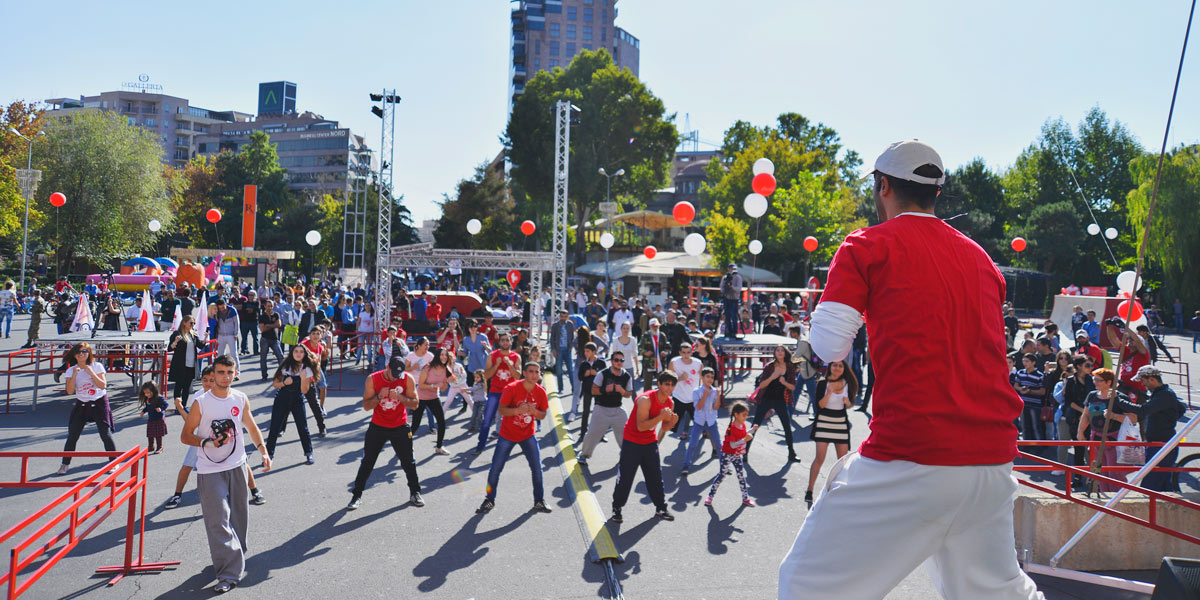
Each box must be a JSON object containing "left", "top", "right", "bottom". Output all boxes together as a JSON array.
[{"left": 1, "top": 312, "right": 1187, "bottom": 599}]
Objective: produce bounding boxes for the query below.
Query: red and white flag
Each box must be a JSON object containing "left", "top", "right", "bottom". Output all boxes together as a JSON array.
[
  {"left": 195, "top": 292, "right": 209, "bottom": 341},
  {"left": 170, "top": 304, "right": 183, "bottom": 331},
  {"left": 137, "top": 289, "right": 155, "bottom": 331},
  {"left": 70, "top": 295, "right": 94, "bottom": 332}
]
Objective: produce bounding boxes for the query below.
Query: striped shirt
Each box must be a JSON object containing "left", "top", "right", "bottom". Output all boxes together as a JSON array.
[{"left": 1012, "top": 368, "right": 1044, "bottom": 404}]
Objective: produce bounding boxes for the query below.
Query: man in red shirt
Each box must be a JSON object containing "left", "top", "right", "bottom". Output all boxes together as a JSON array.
[
  {"left": 1106, "top": 321, "right": 1149, "bottom": 402},
  {"left": 475, "top": 362, "right": 552, "bottom": 514},
  {"left": 425, "top": 295, "right": 442, "bottom": 328},
  {"left": 779, "top": 141, "right": 1041, "bottom": 599},
  {"left": 477, "top": 314, "right": 499, "bottom": 348},
  {"left": 472, "top": 332, "right": 522, "bottom": 455},
  {"left": 347, "top": 354, "right": 423, "bottom": 511},
  {"left": 610, "top": 370, "right": 679, "bottom": 524},
  {"left": 1072, "top": 329, "right": 1104, "bottom": 367}
]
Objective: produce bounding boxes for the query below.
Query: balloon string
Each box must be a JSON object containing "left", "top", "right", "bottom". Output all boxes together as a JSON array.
[
  {"left": 1093, "top": 0, "right": 1194, "bottom": 494},
  {"left": 1060, "top": 162, "right": 1121, "bottom": 268}
]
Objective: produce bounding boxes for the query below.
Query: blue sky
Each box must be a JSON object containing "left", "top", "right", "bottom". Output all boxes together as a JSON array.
[{"left": 3, "top": 1, "right": 1196, "bottom": 225}]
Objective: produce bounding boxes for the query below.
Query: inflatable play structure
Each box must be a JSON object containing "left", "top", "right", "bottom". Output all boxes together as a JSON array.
[{"left": 86, "top": 253, "right": 232, "bottom": 292}]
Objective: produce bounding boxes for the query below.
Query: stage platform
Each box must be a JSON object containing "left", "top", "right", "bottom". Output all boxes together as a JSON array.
[
  {"left": 712, "top": 333, "right": 794, "bottom": 355},
  {"left": 29, "top": 330, "right": 171, "bottom": 410}
]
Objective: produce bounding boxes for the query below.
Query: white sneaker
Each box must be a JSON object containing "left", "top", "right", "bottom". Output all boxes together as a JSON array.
[
  {"left": 1051, "top": 470, "right": 1065, "bottom": 476},
  {"left": 55, "top": 464, "right": 68, "bottom": 476},
  {"left": 434, "top": 447, "right": 450, "bottom": 456}
]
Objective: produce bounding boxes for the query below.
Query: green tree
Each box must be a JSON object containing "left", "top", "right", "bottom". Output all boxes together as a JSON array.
[
  {"left": 1126, "top": 145, "right": 1200, "bottom": 310},
  {"left": 764, "top": 171, "right": 866, "bottom": 281},
  {"left": 34, "top": 111, "right": 171, "bottom": 274},
  {"left": 505, "top": 49, "right": 678, "bottom": 264},
  {"left": 203, "top": 131, "right": 291, "bottom": 250},
  {"left": 0, "top": 101, "right": 47, "bottom": 260},
  {"left": 938, "top": 158, "right": 1010, "bottom": 258},
  {"left": 434, "top": 162, "right": 515, "bottom": 250},
  {"left": 705, "top": 208, "right": 748, "bottom": 274}
]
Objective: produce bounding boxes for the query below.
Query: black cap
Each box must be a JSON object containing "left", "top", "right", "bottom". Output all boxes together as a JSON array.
[{"left": 388, "top": 354, "right": 406, "bottom": 375}]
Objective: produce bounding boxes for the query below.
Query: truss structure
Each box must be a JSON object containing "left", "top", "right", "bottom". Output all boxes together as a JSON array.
[
  {"left": 382, "top": 243, "right": 556, "bottom": 342},
  {"left": 341, "top": 149, "right": 370, "bottom": 271},
  {"left": 551, "top": 100, "right": 571, "bottom": 320},
  {"left": 374, "top": 90, "right": 398, "bottom": 320}
]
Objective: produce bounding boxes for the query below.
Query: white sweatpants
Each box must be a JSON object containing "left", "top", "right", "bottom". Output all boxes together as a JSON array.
[
  {"left": 216, "top": 335, "right": 240, "bottom": 371},
  {"left": 778, "top": 453, "right": 1043, "bottom": 600}
]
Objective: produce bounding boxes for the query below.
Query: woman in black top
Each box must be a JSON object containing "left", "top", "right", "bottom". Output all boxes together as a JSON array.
[
  {"left": 747, "top": 345, "right": 799, "bottom": 463},
  {"left": 266, "top": 344, "right": 317, "bottom": 465},
  {"left": 167, "top": 315, "right": 201, "bottom": 410},
  {"left": 692, "top": 337, "right": 719, "bottom": 385},
  {"left": 101, "top": 295, "right": 122, "bottom": 330},
  {"left": 1062, "top": 355, "right": 1095, "bottom": 475},
  {"left": 806, "top": 359, "right": 858, "bottom": 507}
]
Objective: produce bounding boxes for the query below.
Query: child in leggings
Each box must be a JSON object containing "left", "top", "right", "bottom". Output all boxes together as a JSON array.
[
  {"left": 705, "top": 401, "right": 756, "bottom": 507},
  {"left": 139, "top": 382, "right": 168, "bottom": 454}
]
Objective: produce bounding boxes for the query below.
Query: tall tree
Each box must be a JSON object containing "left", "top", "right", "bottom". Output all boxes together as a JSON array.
[
  {"left": 1126, "top": 145, "right": 1200, "bottom": 310},
  {"left": 764, "top": 171, "right": 866, "bottom": 282},
  {"left": 705, "top": 208, "right": 749, "bottom": 275},
  {"left": 506, "top": 49, "right": 678, "bottom": 264},
  {"left": 938, "top": 158, "right": 1010, "bottom": 259},
  {"left": 434, "top": 162, "right": 515, "bottom": 250},
  {"left": 34, "top": 111, "right": 171, "bottom": 273},
  {"left": 0, "top": 101, "right": 47, "bottom": 255}
]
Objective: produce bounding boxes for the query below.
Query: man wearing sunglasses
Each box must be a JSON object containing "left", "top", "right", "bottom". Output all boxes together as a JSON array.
[{"left": 578, "top": 350, "right": 633, "bottom": 466}]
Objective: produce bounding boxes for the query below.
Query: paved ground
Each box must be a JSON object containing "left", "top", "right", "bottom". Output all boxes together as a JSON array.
[{"left": 1, "top": 313, "right": 1193, "bottom": 599}]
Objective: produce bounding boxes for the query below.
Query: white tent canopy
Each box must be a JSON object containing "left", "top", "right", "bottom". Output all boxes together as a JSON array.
[{"left": 576, "top": 251, "right": 781, "bottom": 282}]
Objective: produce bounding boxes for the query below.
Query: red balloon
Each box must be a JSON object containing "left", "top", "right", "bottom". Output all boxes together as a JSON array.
[
  {"left": 672, "top": 201, "right": 695, "bottom": 226},
  {"left": 643, "top": 245, "right": 657, "bottom": 259},
  {"left": 507, "top": 269, "right": 521, "bottom": 287},
  {"left": 1011, "top": 237, "right": 1027, "bottom": 252},
  {"left": 1116, "top": 300, "right": 1144, "bottom": 322},
  {"left": 206, "top": 208, "right": 222, "bottom": 224},
  {"left": 751, "top": 173, "right": 777, "bottom": 196},
  {"left": 48, "top": 192, "right": 66, "bottom": 207},
  {"left": 803, "top": 236, "right": 818, "bottom": 252},
  {"left": 521, "top": 220, "right": 536, "bottom": 236}
]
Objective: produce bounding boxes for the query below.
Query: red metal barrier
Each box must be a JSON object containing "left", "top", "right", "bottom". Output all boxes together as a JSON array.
[
  {"left": 1158, "top": 346, "right": 1192, "bottom": 409},
  {"left": 0, "top": 447, "right": 179, "bottom": 598},
  {"left": 1013, "top": 440, "right": 1200, "bottom": 547}
]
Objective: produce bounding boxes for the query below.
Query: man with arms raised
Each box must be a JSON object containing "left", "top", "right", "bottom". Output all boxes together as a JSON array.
[
  {"left": 778, "top": 140, "right": 1042, "bottom": 599},
  {"left": 180, "top": 355, "right": 271, "bottom": 594}
]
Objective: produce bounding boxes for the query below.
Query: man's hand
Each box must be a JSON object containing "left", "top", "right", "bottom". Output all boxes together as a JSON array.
[{"left": 260, "top": 452, "right": 272, "bottom": 473}]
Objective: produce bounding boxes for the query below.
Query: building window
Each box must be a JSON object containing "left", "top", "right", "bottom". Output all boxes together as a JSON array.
[
  {"left": 535, "top": 38, "right": 541, "bottom": 54},
  {"left": 567, "top": 42, "right": 575, "bottom": 55},
  {"left": 534, "top": 57, "right": 540, "bottom": 69},
  {"left": 144, "top": 118, "right": 156, "bottom": 127},
  {"left": 583, "top": 0, "right": 592, "bottom": 3},
  {"left": 549, "top": 59, "right": 559, "bottom": 68},
  {"left": 549, "top": 22, "right": 559, "bottom": 37},
  {"left": 602, "top": 27, "right": 607, "bottom": 41},
  {"left": 123, "top": 102, "right": 136, "bottom": 112},
  {"left": 583, "top": 25, "right": 592, "bottom": 40},
  {"left": 584, "top": 8, "right": 593, "bottom": 21},
  {"left": 127, "top": 117, "right": 136, "bottom": 126},
  {"left": 602, "top": 8, "right": 607, "bottom": 21},
  {"left": 549, "top": 41, "right": 559, "bottom": 55},
  {"left": 567, "top": 24, "right": 576, "bottom": 39},
  {"left": 584, "top": 44, "right": 592, "bottom": 51},
  {"left": 567, "top": 5, "right": 576, "bottom": 20}
]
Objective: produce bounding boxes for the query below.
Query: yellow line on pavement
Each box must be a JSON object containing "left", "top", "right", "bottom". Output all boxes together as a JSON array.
[{"left": 544, "top": 378, "right": 621, "bottom": 562}]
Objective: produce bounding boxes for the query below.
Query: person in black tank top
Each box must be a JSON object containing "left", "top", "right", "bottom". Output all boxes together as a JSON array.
[{"left": 578, "top": 351, "right": 634, "bottom": 464}]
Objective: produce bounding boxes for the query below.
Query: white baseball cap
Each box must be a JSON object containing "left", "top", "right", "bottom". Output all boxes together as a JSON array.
[{"left": 862, "top": 139, "right": 946, "bottom": 185}]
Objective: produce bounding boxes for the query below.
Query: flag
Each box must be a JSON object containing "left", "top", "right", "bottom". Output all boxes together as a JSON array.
[
  {"left": 70, "top": 295, "right": 93, "bottom": 332},
  {"left": 137, "top": 289, "right": 154, "bottom": 331},
  {"left": 170, "top": 304, "right": 182, "bottom": 331},
  {"left": 195, "top": 292, "right": 209, "bottom": 341}
]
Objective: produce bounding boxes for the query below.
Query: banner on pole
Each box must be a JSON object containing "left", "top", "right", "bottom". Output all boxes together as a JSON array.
[{"left": 242, "top": 185, "right": 257, "bottom": 250}]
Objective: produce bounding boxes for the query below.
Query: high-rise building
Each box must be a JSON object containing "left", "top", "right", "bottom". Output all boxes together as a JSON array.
[
  {"left": 45, "top": 91, "right": 251, "bottom": 167},
  {"left": 509, "top": 0, "right": 640, "bottom": 112}
]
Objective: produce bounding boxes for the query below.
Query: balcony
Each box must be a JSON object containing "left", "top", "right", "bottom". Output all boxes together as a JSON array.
[
  {"left": 513, "top": 65, "right": 527, "bottom": 82},
  {"left": 513, "top": 50, "right": 526, "bottom": 64}
]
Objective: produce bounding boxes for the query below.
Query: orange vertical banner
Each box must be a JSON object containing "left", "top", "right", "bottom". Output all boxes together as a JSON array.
[{"left": 242, "top": 185, "right": 257, "bottom": 250}]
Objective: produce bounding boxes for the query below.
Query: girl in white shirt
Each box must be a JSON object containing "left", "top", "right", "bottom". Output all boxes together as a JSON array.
[
  {"left": 56, "top": 342, "right": 116, "bottom": 474},
  {"left": 610, "top": 322, "right": 639, "bottom": 391}
]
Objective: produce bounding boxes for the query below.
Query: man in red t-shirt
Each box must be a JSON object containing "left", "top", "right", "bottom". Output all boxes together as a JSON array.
[
  {"left": 425, "top": 296, "right": 442, "bottom": 327},
  {"left": 1106, "top": 321, "right": 1149, "bottom": 401},
  {"left": 779, "top": 141, "right": 1040, "bottom": 600},
  {"left": 610, "top": 370, "right": 679, "bottom": 524},
  {"left": 477, "top": 314, "right": 499, "bottom": 348},
  {"left": 1072, "top": 329, "right": 1104, "bottom": 367},
  {"left": 472, "top": 332, "right": 522, "bottom": 454},
  {"left": 347, "top": 355, "right": 423, "bottom": 511},
  {"left": 475, "top": 362, "right": 552, "bottom": 514}
]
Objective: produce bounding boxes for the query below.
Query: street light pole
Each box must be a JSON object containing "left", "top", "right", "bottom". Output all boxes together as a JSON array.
[
  {"left": 9, "top": 128, "right": 43, "bottom": 296},
  {"left": 597, "top": 167, "right": 624, "bottom": 302}
]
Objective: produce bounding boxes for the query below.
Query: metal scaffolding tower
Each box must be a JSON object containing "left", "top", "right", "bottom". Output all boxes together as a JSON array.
[
  {"left": 341, "top": 150, "right": 370, "bottom": 272},
  {"left": 372, "top": 90, "right": 400, "bottom": 320},
  {"left": 551, "top": 100, "right": 573, "bottom": 319}
]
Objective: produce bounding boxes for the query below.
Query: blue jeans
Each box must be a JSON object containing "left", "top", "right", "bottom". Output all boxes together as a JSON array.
[
  {"left": 722, "top": 299, "right": 740, "bottom": 337},
  {"left": 555, "top": 347, "right": 573, "bottom": 393},
  {"left": 682, "top": 421, "right": 721, "bottom": 468},
  {"left": 259, "top": 337, "right": 284, "bottom": 379},
  {"left": 475, "top": 392, "right": 503, "bottom": 451},
  {"left": 0, "top": 307, "right": 13, "bottom": 337},
  {"left": 485, "top": 435, "right": 543, "bottom": 501}
]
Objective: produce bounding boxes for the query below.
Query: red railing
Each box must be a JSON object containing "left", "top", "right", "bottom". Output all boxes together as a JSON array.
[
  {"left": 1159, "top": 345, "right": 1192, "bottom": 409},
  {"left": 0, "top": 448, "right": 179, "bottom": 598},
  {"left": 1013, "top": 440, "right": 1200, "bottom": 546}
]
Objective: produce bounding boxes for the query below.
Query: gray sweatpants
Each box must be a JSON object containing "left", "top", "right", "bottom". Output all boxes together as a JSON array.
[
  {"left": 197, "top": 464, "right": 249, "bottom": 584},
  {"left": 579, "top": 406, "right": 627, "bottom": 458}
]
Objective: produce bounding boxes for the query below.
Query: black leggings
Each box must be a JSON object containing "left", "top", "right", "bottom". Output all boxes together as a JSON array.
[
  {"left": 352, "top": 423, "right": 420, "bottom": 496},
  {"left": 172, "top": 373, "right": 195, "bottom": 405},
  {"left": 266, "top": 390, "right": 313, "bottom": 456},
  {"left": 305, "top": 388, "right": 326, "bottom": 433},
  {"left": 750, "top": 396, "right": 795, "bottom": 456},
  {"left": 410, "top": 399, "right": 446, "bottom": 448},
  {"left": 672, "top": 401, "right": 695, "bottom": 434},
  {"left": 62, "top": 408, "right": 116, "bottom": 465},
  {"left": 612, "top": 440, "right": 666, "bottom": 511}
]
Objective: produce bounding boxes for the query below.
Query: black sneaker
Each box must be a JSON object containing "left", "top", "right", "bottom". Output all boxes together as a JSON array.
[
  {"left": 804, "top": 490, "right": 814, "bottom": 509},
  {"left": 164, "top": 494, "right": 182, "bottom": 509},
  {"left": 610, "top": 509, "right": 623, "bottom": 523},
  {"left": 305, "top": 454, "right": 316, "bottom": 465},
  {"left": 655, "top": 508, "right": 675, "bottom": 521},
  {"left": 476, "top": 499, "right": 494, "bottom": 514},
  {"left": 346, "top": 495, "right": 362, "bottom": 511},
  {"left": 250, "top": 491, "right": 266, "bottom": 505},
  {"left": 470, "top": 447, "right": 483, "bottom": 456},
  {"left": 410, "top": 493, "right": 425, "bottom": 507},
  {"left": 316, "top": 429, "right": 327, "bottom": 438},
  {"left": 533, "top": 499, "right": 551, "bottom": 513}
]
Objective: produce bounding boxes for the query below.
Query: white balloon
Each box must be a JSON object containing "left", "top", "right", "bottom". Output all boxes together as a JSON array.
[
  {"left": 305, "top": 230, "right": 322, "bottom": 246},
  {"left": 743, "top": 193, "right": 768, "bottom": 218},
  {"left": 752, "top": 158, "right": 775, "bottom": 176},
  {"left": 748, "top": 239, "right": 763, "bottom": 255},
  {"left": 599, "top": 232, "right": 615, "bottom": 249},
  {"left": 148, "top": 219, "right": 161, "bottom": 232},
  {"left": 1104, "top": 227, "right": 1118, "bottom": 240},
  {"left": 683, "top": 232, "right": 707, "bottom": 257},
  {"left": 466, "top": 218, "right": 482, "bottom": 235},
  {"left": 1116, "top": 270, "right": 1141, "bottom": 293},
  {"left": 1086, "top": 223, "right": 1101, "bottom": 236}
]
